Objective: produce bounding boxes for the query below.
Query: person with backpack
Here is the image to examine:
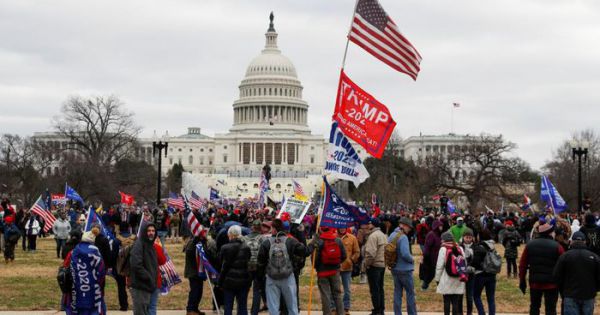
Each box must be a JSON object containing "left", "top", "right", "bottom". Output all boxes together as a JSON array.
[
  {"left": 553, "top": 231, "right": 600, "bottom": 315},
  {"left": 338, "top": 226, "right": 360, "bottom": 314},
  {"left": 470, "top": 229, "right": 500, "bottom": 315},
  {"left": 219, "top": 225, "right": 252, "bottom": 315},
  {"left": 519, "top": 223, "right": 564, "bottom": 315},
  {"left": 257, "top": 218, "right": 305, "bottom": 315},
  {"left": 3, "top": 215, "right": 19, "bottom": 263},
  {"left": 114, "top": 222, "right": 135, "bottom": 312},
  {"left": 388, "top": 217, "right": 417, "bottom": 315},
  {"left": 245, "top": 219, "right": 267, "bottom": 315},
  {"left": 364, "top": 217, "right": 388, "bottom": 315},
  {"left": 435, "top": 231, "right": 467, "bottom": 315},
  {"left": 579, "top": 213, "right": 600, "bottom": 256},
  {"left": 501, "top": 221, "right": 520, "bottom": 278},
  {"left": 307, "top": 227, "right": 347, "bottom": 315}
]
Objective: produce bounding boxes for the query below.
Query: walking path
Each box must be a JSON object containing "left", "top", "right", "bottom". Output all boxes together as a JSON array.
[{"left": 0, "top": 311, "right": 526, "bottom": 315}]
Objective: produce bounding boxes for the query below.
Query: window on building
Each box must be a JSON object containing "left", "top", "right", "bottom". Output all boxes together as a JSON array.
[
  {"left": 253, "top": 183, "right": 259, "bottom": 188},
  {"left": 310, "top": 156, "right": 315, "bottom": 164},
  {"left": 200, "top": 148, "right": 204, "bottom": 152},
  {"left": 224, "top": 145, "right": 228, "bottom": 149},
  {"left": 209, "top": 148, "right": 213, "bottom": 152},
  {"left": 188, "top": 156, "right": 193, "bottom": 164},
  {"left": 190, "top": 148, "right": 193, "bottom": 152},
  {"left": 178, "top": 148, "right": 182, "bottom": 152},
  {"left": 209, "top": 159, "right": 213, "bottom": 165},
  {"left": 276, "top": 183, "right": 281, "bottom": 189},
  {"left": 169, "top": 157, "right": 173, "bottom": 165},
  {"left": 223, "top": 155, "right": 228, "bottom": 163},
  {"left": 178, "top": 157, "right": 182, "bottom": 164},
  {"left": 200, "top": 158, "right": 204, "bottom": 165}
]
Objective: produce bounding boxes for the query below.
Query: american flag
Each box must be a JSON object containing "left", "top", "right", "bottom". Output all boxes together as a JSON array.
[
  {"left": 189, "top": 191, "right": 204, "bottom": 210},
  {"left": 168, "top": 192, "right": 185, "bottom": 209},
  {"left": 292, "top": 179, "right": 308, "bottom": 200},
  {"left": 155, "top": 238, "right": 182, "bottom": 294},
  {"left": 183, "top": 196, "right": 203, "bottom": 237},
  {"left": 348, "top": 0, "right": 422, "bottom": 80},
  {"left": 30, "top": 195, "right": 56, "bottom": 233}
]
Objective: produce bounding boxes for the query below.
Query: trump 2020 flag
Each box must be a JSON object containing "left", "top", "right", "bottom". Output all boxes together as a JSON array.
[
  {"left": 325, "top": 122, "right": 370, "bottom": 187},
  {"left": 65, "top": 184, "right": 84, "bottom": 204},
  {"left": 85, "top": 207, "right": 117, "bottom": 250},
  {"left": 210, "top": 188, "right": 220, "bottom": 201},
  {"left": 540, "top": 176, "right": 568, "bottom": 214},
  {"left": 196, "top": 242, "right": 219, "bottom": 281},
  {"left": 320, "top": 176, "right": 370, "bottom": 228},
  {"left": 447, "top": 200, "right": 457, "bottom": 214}
]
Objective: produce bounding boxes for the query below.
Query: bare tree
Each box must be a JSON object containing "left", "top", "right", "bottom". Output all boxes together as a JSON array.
[
  {"left": 426, "top": 134, "right": 535, "bottom": 211},
  {"left": 543, "top": 129, "right": 600, "bottom": 211},
  {"left": 54, "top": 95, "right": 141, "bottom": 167}
]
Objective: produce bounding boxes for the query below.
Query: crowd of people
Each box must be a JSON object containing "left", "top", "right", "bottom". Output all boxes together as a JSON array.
[{"left": 2, "top": 196, "right": 600, "bottom": 315}]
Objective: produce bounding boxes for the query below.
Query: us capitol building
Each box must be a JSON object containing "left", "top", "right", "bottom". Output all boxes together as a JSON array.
[{"left": 137, "top": 15, "right": 330, "bottom": 199}]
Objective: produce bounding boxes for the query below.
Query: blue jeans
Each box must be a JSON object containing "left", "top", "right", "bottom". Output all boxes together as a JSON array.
[
  {"left": 265, "top": 274, "right": 298, "bottom": 315},
  {"left": 473, "top": 274, "right": 496, "bottom": 315},
  {"left": 392, "top": 270, "right": 417, "bottom": 315},
  {"left": 563, "top": 297, "right": 594, "bottom": 315},
  {"left": 224, "top": 286, "right": 250, "bottom": 315},
  {"left": 149, "top": 288, "right": 159, "bottom": 315},
  {"left": 340, "top": 271, "right": 352, "bottom": 310},
  {"left": 55, "top": 238, "right": 66, "bottom": 258}
]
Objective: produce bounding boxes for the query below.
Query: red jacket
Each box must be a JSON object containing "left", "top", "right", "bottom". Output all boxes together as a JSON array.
[{"left": 154, "top": 243, "right": 167, "bottom": 289}]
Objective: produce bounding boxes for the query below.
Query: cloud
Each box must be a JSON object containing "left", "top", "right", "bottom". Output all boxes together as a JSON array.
[{"left": 1, "top": 0, "right": 599, "bottom": 170}]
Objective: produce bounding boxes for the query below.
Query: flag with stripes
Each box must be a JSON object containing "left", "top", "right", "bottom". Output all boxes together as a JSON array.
[
  {"left": 349, "top": 0, "right": 422, "bottom": 80},
  {"left": 292, "top": 179, "right": 308, "bottom": 201},
  {"left": 30, "top": 195, "right": 56, "bottom": 233},
  {"left": 189, "top": 191, "right": 204, "bottom": 210},
  {"left": 168, "top": 192, "right": 185, "bottom": 209},
  {"left": 183, "top": 196, "right": 203, "bottom": 237},
  {"left": 155, "top": 238, "right": 182, "bottom": 295}
]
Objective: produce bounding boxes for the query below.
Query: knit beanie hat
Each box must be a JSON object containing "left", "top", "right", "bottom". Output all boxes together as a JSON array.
[
  {"left": 441, "top": 231, "right": 454, "bottom": 242},
  {"left": 81, "top": 226, "right": 100, "bottom": 243}
]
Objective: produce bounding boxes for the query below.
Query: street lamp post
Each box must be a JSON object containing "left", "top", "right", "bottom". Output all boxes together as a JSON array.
[
  {"left": 571, "top": 140, "right": 589, "bottom": 213},
  {"left": 153, "top": 132, "right": 169, "bottom": 206}
]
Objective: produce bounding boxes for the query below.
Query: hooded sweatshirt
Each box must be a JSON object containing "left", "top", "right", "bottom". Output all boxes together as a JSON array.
[
  {"left": 424, "top": 220, "right": 443, "bottom": 266},
  {"left": 129, "top": 223, "right": 166, "bottom": 292}
]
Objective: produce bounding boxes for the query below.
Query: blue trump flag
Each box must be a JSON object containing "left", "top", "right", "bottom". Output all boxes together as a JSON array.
[
  {"left": 320, "top": 176, "right": 370, "bottom": 228},
  {"left": 65, "top": 184, "right": 84, "bottom": 204},
  {"left": 209, "top": 188, "right": 220, "bottom": 201},
  {"left": 85, "top": 206, "right": 117, "bottom": 250},
  {"left": 447, "top": 200, "right": 457, "bottom": 214},
  {"left": 196, "top": 242, "right": 219, "bottom": 280},
  {"left": 540, "top": 176, "right": 568, "bottom": 214}
]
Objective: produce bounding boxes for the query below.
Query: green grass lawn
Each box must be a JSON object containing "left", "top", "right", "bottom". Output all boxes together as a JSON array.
[{"left": 0, "top": 237, "right": 592, "bottom": 312}]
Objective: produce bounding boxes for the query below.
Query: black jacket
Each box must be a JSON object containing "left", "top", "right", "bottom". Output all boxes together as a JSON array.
[
  {"left": 553, "top": 243, "right": 600, "bottom": 299},
  {"left": 184, "top": 236, "right": 203, "bottom": 279},
  {"left": 471, "top": 240, "right": 496, "bottom": 276},
  {"left": 526, "top": 236, "right": 561, "bottom": 284},
  {"left": 579, "top": 224, "right": 600, "bottom": 256},
  {"left": 95, "top": 233, "right": 114, "bottom": 268},
  {"left": 129, "top": 223, "right": 158, "bottom": 293},
  {"left": 219, "top": 239, "right": 252, "bottom": 290}
]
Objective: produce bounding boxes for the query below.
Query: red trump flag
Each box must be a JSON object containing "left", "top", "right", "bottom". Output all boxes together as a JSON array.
[
  {"left": 119, "top": 191, "right": 134, "bottom": 205},
  {"left": 333, "top": 70, "right": 396, "bottom": 158}
]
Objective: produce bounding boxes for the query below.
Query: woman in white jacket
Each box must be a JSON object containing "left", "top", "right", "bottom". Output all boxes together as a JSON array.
[
  {"left": 436, "top": 232, "right": 466, "bottom": 315},
  {"left": 24, "top": 214, "right": 41, "bottom": 252}
]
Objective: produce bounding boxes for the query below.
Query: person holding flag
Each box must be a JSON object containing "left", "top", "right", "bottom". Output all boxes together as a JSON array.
[
  {"left": 129, "top": 222, "right": 167, "bottom": 315},
  {"left": 184, "top": 229, "right": 207, "bottom": 315}
]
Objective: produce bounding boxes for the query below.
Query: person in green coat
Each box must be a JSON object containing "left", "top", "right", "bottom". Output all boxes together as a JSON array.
[{"left": 449, "top": 217, "right": 467, "bottom": 243}]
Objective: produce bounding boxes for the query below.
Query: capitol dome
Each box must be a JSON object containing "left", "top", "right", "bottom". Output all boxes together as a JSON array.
[{"left": 230, "top": 13, "right": 310, "bottom": 134}]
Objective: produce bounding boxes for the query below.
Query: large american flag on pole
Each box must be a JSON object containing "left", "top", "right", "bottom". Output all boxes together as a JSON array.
[
  {"left": 183, "top": 196, "right": 203, "bottom": 237},
  {"left": 189, "top": 191, "right": 204, "bottom": 210},
  {"left": 348, "top": 0, "right": 422, "bottom": 80},
  {"left": 30, "top": 194, "right": 56, "bottom": 233}
]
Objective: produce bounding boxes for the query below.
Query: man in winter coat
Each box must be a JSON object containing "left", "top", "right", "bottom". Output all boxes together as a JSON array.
[
  {"left": 449, "top": 217, "right": 467, "bottom": 243},
  {"left": 364, "top": 217, "right": 388, "bottom": 315},
  {"left": 184, "top": 233, "right": 206, "bottom": 315},
  {"left": 501, "top": 221, "right": 521, "bottom": 278},
  {"left": 389, "top": 217, "right": 417, "bottom": 315},
  {"left": 553, "top": 231, "right": 600, "bottom": 315},
  {"left": 52, "top": 213, "right": 71, "bottom": 258},
  {"left": 3, "top": 216, "right": 19, "bottom": 263},
  {"left": 219, "top": 225, "right": 252, "bottom": 315},
  {"left": 308, "top": 227, "right": 347, "bottom": 315},
  {"left": 519, "top": 223, "right": 564, "bottom": 315},
  {"left": 129, "top": 223, "right": 167, "bottom": 315},
  {"left": 338, "top": 226, "right": 360, "bottom": 313},
  {"left": 579, "top": 213, "right": 600, "bottom": 256}
]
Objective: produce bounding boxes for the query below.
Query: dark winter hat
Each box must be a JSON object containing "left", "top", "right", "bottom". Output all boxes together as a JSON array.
[
  {"left": 585, "top": 214, "right": 596, "bottom": 225},
  {"left": 398, "top": 217, "right": 413, "bottom": 229},
  {"left": 441, "top": 231, "right": 454, "bottom": 242},
  {"left": 369, "top": 217, "right": 381, "bottom": 227},
  {"left": 572, "top": 231, "right": 586, "bottom": 242},
  {"left": 463, "top": 228, "right": 473, "bottom": 237}
]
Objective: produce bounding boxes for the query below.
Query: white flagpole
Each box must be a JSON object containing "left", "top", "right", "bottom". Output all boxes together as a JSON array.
[
  {"left": 341, "top": 0, "right": 360, "bottom": 69},
  {"left": 451, "top": 104, "right": 455, "bottom": 134},
  {"left": 206, "top": 275, "right": 220, "bottom": 315}
]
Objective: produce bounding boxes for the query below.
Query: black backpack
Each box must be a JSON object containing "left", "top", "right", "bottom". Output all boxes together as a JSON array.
[{"left": 57, "top": 266, "right": 72, "bottom": 294}]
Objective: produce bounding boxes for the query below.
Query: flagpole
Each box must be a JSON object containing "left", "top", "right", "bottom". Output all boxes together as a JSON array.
[
  {"left": 451, "top": 104, "right": 454, "bottom": 134},
  {"left": 341, "top": 0, "right": 360, "bottom": 69},
  {"left": 206, "top": 276, "right": 221, "bottom": 315},
  {"left": 307, "top": 176, "right": 327, "bottom": 315}
]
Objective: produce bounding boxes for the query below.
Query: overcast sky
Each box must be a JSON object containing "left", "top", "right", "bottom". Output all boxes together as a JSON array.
[{"left": 1, "top": 0, "right": 599, "bottom": 170}]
